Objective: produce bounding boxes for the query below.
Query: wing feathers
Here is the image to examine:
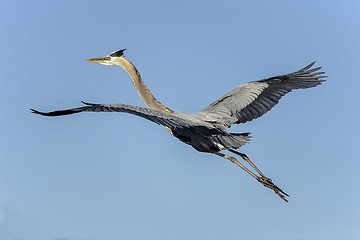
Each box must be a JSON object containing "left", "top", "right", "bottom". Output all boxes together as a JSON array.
[
  {"left": 199, "top": 62, "right": 326, "bottom": 127},
  {"left": 31, "top": 102, "right": 198, "bottom": 130}
]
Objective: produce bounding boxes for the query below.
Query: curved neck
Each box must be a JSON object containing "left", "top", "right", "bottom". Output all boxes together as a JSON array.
[{"left": 116, "top": 56, "right": 173, "bottom": 114}]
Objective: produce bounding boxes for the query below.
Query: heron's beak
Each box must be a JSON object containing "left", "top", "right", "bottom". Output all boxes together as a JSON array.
[{"left": 87, "top": 56, "right": 111, "bottom": 63}]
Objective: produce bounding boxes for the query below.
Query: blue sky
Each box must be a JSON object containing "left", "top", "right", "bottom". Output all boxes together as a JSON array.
[{"left": 1, "top": 0, "right": 359, "bottom": 239}]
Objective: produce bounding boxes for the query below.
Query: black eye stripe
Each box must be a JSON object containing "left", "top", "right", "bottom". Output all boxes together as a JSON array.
[{"left": 109, "top": 49, "right": 126, "bottom": 57}]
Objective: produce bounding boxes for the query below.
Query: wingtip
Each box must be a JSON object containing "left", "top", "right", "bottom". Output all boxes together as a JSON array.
[
  {"left": 30, "top": 108, "right": 39, "bottom": 114},
  {"left": 295, "top": 61, "right": 317, "bottom": 73},
  {"left": 30, "top": 108, "right": 46, "bottom": 116},
  {"left": 305, "top": 61, "right": 316, "bottom": 70},
  {"left": 81, "top": 100, "right": 96, "bottom": 106}
]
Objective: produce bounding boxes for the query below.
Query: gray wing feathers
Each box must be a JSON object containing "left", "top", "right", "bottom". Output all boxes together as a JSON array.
[
  {"left": 31, "top": 102, "right": 251, "bottom": 149},
  {"left": 199, "top": 62, "right": 326, "bottom": 126},
  {"left": 201, "top": 82, "right": 268, "bottom": 114},
  {"left": 31, "top": 102, "right": 197, "bottom": 129}
]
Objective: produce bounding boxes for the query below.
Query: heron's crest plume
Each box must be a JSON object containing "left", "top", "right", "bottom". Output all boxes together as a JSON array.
[{"left": 109, "top": 49, "right": 126, "bottom": 57}]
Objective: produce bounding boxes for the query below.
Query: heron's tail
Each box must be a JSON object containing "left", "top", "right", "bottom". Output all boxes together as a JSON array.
[
  {"left": 229, "top": 132, "right": 252, "bottom": 148},
  {"left": 208, "top": 132, "right": 251, "bottom": 151}
]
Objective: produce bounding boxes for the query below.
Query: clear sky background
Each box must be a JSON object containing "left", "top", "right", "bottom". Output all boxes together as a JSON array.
[{"left": 1, "top": 0, "right": 359, "bottom": 239}]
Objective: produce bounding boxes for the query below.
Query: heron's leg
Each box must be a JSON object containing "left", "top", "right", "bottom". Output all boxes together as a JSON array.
[
  {"left": 213, "top": 152, "right": 289, "bottom": 202},
  {"left": 212, "top": 152, "right": 259, "bottom": 179},
  {"left": 228, "top": 149, "right": 266, "bottom": 178},
  {"left": 228, "top": 149, "right": 289, "bottom": 199}
]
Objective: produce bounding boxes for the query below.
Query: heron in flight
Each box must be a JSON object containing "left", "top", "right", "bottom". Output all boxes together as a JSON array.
[{"left": 31, "top": 49, "right": 326, "bottom": 202}]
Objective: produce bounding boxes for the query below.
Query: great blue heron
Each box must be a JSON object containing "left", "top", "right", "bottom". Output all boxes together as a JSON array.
[{"left": 31, "top": 49, "right": 326, "bottom": 202}]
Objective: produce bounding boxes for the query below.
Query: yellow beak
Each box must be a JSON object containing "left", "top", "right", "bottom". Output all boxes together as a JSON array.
[{"left": 87, "top": 56, "right": 110, "bottom": 63}]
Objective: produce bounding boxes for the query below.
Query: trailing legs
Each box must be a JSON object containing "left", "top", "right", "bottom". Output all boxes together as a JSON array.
[{"left": 213, "top": 151, "right": 289, "bottom": 202}]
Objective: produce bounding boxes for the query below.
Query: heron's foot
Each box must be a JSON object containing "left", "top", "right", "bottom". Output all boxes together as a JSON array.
[{"left": 257, "top": 177, "right": 289, "bottom": 203}]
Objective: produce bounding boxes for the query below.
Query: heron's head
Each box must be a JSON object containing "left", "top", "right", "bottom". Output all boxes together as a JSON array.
[{"left": 87, "top": 49, "right": 126, "bottom": 65}]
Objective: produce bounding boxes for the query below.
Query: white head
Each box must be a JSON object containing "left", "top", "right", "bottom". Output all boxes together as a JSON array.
[{"left": 87, "top": 49, "right": 126, "bottom": 65}]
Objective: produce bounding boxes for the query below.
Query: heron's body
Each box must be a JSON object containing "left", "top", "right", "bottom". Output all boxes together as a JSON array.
[{"left": 31, "top": 49, "right": 326, "bottom": 202}]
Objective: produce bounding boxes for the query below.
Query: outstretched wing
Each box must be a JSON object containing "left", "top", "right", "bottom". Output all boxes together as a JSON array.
[
  {"left": 199, "top": 62, "right": 326, "bottom": 127},
  {"left": 31, "top": 102, "right": 252, "bottom": 150},
  {"left": 31, "top": 101, "right": 198, "bottom": 129}
]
